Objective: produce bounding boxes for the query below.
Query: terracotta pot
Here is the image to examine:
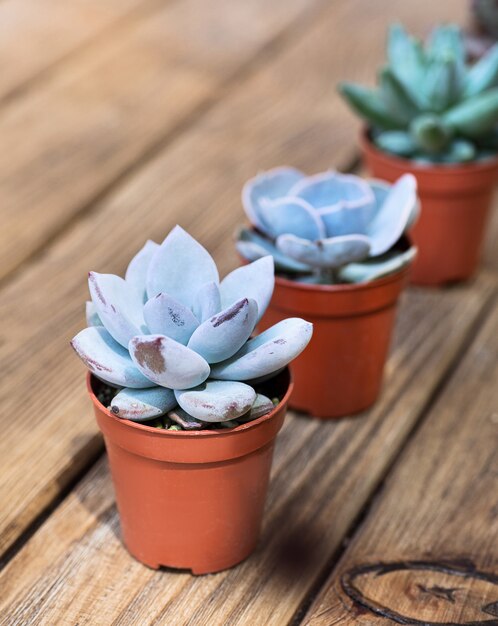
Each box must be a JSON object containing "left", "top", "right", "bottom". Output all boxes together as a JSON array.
[
  {"left": 361, "top": 131, "right": 498, "bottom": 286},
  {"left": 87, "top": 369, "right": 291, "bottom": 574},
  {"left": 258, "top": 267, "right": 409, "bottom": 419}
]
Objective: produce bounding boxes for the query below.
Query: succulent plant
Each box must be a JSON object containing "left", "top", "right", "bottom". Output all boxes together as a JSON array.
[
  {"left": 236, "top": 167, "right": 418, "bottom": 284},
  {"left": 339, "top": 23, "right": 498, "bottom": 163},
  {"left": 473, "top": 0, "right": 498, "bottom": 40},
  {"left": 72, "top": 226, "right": 312, "bottom": 428}
]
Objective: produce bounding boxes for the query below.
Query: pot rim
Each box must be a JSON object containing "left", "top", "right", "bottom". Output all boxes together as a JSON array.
[
  {"left": 361, "top": 127, "right": 498, "bottom": 174},
  {"left": 273, "top": 263, "right": 410, "bottom": 294},
  {"left": 87, "top": 368, "right": 293, "bottom": 439}
]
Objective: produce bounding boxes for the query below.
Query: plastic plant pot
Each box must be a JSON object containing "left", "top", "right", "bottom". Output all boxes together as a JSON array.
[
  {"left": 258, "top": 268, "right": 409, "bottom": 419},
  {"left": 362, "top": 130, "right": 498, "bottom": 286},
  {"left": 87, "top": 368, "right": 292, "bottom": 575}
]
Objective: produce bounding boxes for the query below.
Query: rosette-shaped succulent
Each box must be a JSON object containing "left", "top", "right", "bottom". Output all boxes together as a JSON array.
[
  {"left": 72, "top": 226, "right": 312, "bottom": 427},
  {"left": 237, "top": 167, "right": 418, "bottom": 284},
  {"left": 473, "top": 0, "right": 498, "bottom": 40},
  {"left": 340, "top": 23, "right": 498, "bottom": 162}
]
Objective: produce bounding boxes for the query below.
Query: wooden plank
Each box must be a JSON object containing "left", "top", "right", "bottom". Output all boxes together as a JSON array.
[
  {"left": 0, "top": 0, "right": 467, "bottom": 568},
  {"left": 303, "top": 295, "right": 498, "bottom": 626},
  {"left": 0, "top": 0, "right": 166, "bottom": 102},
  {"left": 0, "top": 279, "right": 495, "bottom": 624},
  {"left": 0, "top": 0, "right": 316, "bottom": 282}
]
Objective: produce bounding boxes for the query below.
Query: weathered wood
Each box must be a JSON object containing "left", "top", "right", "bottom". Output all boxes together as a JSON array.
[
  {"left": 0, "top": 276, "right": 495, "bottom": 624},
  {"left": 0, "top": 0, "right": 467, "bottom": 559},
  {"left": 0, "top": 0, "right": 316, "bottom": 282},
  {"left": 0, "top": 0, "right": 164, "bottom": 101},
  {"left": 304, "top": 295, "right": 498, "bottom": 626}
]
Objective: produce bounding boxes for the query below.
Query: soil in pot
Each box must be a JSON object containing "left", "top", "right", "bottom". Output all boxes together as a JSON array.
[
  {"left": 362, "top": 131, "right": 498, "bottom": 286},
  {"left": 258, "top": 262, "right": 410, "bottom": 419},
  {"left": 88, "top": 369, "right": 291, "bottom": 575}
]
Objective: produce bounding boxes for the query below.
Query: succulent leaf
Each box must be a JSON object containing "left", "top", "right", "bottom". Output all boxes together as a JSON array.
[
  {"left": 88, "top": 272, "right": 147, "bottom": 348},
  {"left": 379, "top": 67, "right": 420, "bottom": 123},
  {"left": 192, "top": 282, "right": 221, "bottom": 322},
  {"left": 366, "top": 174, "right": 417, "bottom": 256},
  {"left": 339, "top": 83, "right": 406, "bottom": 130},
  {"left": 427, "top": 24, "right": 464, "bottom": 67},
  {"left": 375, "top": 130, "right": 418, "bottom": 157},
  {"left": 220, "top": 255, "right": 274, "bottom": 323},
  {"left": 129, "top": 334, "right": 210, "bottom": 390},
  {"left": 410, "top": 114, "right": 453, "bottom": 154},
  {"left": 86, "top": 301, "right": 102, "bottom": 327},
  {"left": 71, "top": 327, "right": 151, "bottom": 388},
  {"left": 387, "top": 24, "right": 428, "bottom": 107},
  {"left": 143, "top": 292, "right": 199, "bottom": 345},
  {"left": 258, "top": 197, "right": 325, "bottom": 240},
  {"left": 443, "top": 88, "right": 498, "bottom": 137},
  {"left": 368, "top": 179, "right": 390, "bottom": 208},
  {"left": 276, "top": 234, "right": 371, "bottom": 269},
  {"left": 242, "top": 167, "right": 305, "bottom": 231},
  {"left": 175, "top": 380, "right": 256, "bottom": 422},
  {"left": 146, "top": 225, "right": 219, "bottom": 308},
  {"left": 236, "top": 227, "right": 311, "bottom": 273},
  {"left": 167, "top": 407, "right": 205, "bottom": 429},
  {"left": 440, "top": 139, "right": 476, "bottom": 163},
  {"left": 317, "top": 202, "right": 373, "bottom": 237},
  {"left": 465, "top": 44, "right": 498, "bottom": 97},
  {"left": 289, "top": 171, "right": 375, "bottom": 209},
  {"left": 187, "top": 297, "right": 258, "bottom": 363},
  {"left": 339, "top": 246, "right": 417, "bottom": 283},
  {"left": 125, "top": 240, "right": 159, "bottom": 301},
  {"left": 423, "top": 58, "right": 462, "bottom": 112},
  {"left": 239, "top": 394, "right": 275, "bottom": 421},
  {"left": 210, "top": 318, "right": 313, "bottom": 381},
  {"left": 110, "top": 387, "right": 177, "bottom": 421}
]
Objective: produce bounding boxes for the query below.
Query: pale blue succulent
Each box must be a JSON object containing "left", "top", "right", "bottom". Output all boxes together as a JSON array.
[
  {"left": 72, "top": 226, "right": 312, "bottom": 427},
  {"left": 237, "top": 168, "right": 418, "bottom": 283}
]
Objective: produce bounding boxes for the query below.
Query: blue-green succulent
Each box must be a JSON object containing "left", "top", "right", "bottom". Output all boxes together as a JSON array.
[
  {"left": 339, "top": 23, "right": 498, "bottom": 163},
  {"left": 237, "top": 167, "right": 418, "bottom": 283},
  {"left": 473, "top": 0, "right": 498, "bottom": 40},
  {"left": 72, "top": 226, "right": 312, "bottom": 428}
]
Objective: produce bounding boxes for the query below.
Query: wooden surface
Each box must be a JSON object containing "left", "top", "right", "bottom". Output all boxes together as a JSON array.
[
  {"left": 0, "top": 0, "right": 496, "bottom": 624},
  {"left": 304, "top": 294, "right": 498, "bottom": 626}
]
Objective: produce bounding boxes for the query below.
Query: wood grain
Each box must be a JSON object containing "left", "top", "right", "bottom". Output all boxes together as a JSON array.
[
  {"left": 0, "top": 278, "right": 495, "bottom": 624},
  {"left": 0, "top": 0, "right": 164, "bottom": 101},
  {"left": 0, "top": 0, "right": 468, "bottom": 559},
  {"left": 303, "top": 294, "right": 498, "bottom": 626},
  {"left": 0, "top": 0, "right": 317, "bottom": 282}
]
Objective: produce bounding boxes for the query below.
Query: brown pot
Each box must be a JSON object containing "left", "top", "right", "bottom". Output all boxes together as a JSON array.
[
  {"left": 361, "top": 131, "right": 498, "bottom": 286},
  {"left": 87, "top": 369, "right": 291, "bottom": 574},
  {"left": 258, "top": 268, "right": 409, "bottom": 419}
]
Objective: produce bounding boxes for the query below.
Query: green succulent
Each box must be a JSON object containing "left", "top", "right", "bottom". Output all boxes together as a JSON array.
[
  {"left": 473, "top": 0, "right": 498, "bottom": 40},
  {"left": 339, "top": 23, "right": 498, "bottom": 163}
]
